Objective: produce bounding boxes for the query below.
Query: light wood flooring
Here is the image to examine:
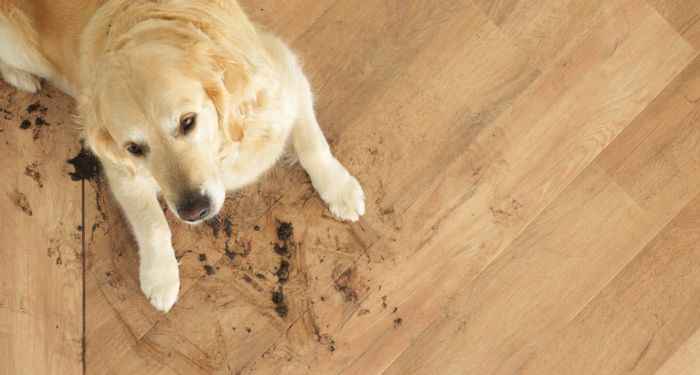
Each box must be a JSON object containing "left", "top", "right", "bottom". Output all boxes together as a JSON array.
[{"left": 3, "top": 0, "right": 700, "bottom": 373}]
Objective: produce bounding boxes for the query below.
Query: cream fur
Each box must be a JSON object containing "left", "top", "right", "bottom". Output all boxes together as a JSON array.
[{"left": 0, "top": 0, "right": 365, "bottom": 312}]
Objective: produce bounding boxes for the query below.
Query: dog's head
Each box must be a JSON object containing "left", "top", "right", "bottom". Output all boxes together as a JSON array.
[{"left": 81, "top": 18, "right": 263, "bottom": 223}]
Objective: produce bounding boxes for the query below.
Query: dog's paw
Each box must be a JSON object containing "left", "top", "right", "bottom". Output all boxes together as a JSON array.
[
  {"left": 0, "top": 68, "right": 41, "bottom": 93},
  {"left": 321, "top": 173, "right": 365, "bottom": 222},
  {"left": 139, "top": 254, "right": 180, "bottom": 312}
]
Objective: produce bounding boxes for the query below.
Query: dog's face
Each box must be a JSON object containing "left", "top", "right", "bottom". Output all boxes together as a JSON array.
[{"left": 82, "top": 37, "right": 247, "bottom": 224}]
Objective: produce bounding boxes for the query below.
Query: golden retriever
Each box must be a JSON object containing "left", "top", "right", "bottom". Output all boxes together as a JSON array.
[{"left": 0, "top": 0, "right": 365, "bottom": 311}]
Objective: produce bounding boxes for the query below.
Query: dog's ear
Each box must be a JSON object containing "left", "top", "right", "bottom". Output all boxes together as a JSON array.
[
  {"left": 78, "top": 90, "right": 136, "bottom": 173},
  {"left": 202, "top": 51, "right": 253, "bottom": 144}
]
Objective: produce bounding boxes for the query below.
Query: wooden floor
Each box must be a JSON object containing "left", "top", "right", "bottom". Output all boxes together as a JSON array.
[{"left": 3, "top": 0, "right": 700, "bottom": 373}]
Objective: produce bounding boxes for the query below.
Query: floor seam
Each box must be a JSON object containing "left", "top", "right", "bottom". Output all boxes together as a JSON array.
[{"left": 81, "top": 179, "right": 87, "bottom": 374}]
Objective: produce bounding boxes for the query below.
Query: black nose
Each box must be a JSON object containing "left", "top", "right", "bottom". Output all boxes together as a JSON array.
[{"left": 177, "top": 194, "right": 211, "bottom": 222}]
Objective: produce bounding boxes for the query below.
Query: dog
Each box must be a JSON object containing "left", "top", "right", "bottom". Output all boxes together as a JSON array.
[{"left": 0, "top": 0, "right": 365, "bottom": 311}]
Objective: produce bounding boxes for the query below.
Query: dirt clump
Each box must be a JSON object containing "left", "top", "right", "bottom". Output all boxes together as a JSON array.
[
  {"left": 67, "top": 149, "right": 101, "bottom": 181},
  {"left": 276, "top": 221, "right": 293, "bottom": 242}
]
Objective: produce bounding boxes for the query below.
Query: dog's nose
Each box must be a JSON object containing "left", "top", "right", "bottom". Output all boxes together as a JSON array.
[{"left": 177, "top": 194, "right": 211, "bottom": 222}]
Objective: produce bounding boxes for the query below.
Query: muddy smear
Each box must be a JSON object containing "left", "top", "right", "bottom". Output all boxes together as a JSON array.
[
  {"left": 67, "top": 149, "right": 101, "bottom": 181},
  {"left": 24, "top": 163, "right": 43, "bottom": 187},
  {"left": 334, "top": 267, "right": 358, "bottom": 303},
  {"left": 223, "top": 217, "right": 233, "bottom": 238},
  {"left": 224, "top": 241, "right": 236, "bottom": 260},
  {"left": 206, "top": 217, "right": 221, "bottom": 237},
  {"left": 9, "top": 190, "right": 32, "bottom": 216},
  {"left": 308, "top": 315, "right": 336, "bottom": 353}
]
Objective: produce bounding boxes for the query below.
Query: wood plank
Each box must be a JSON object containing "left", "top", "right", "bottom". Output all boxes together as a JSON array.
[
  {"left": 288, "top": 0, "right": 474, "bottom": 141},
  {"left": 655, "top": 328, "right": 700, "bottom": 375},
  {"left": 473, "top": 0, "right": 609, "bottom": 69},
  {"left": 390, "top": 44, "right": 700, "bottom": 375},
  {"left": 245, "top": 1, "right": 695, "bottom": 373},
  {"left": 241, "top": 0, "right": 336, "bottom": 43},
  {"left": 94, "top": 2, "right": 540, "bottom": 373},
  {"left": 0, "top": 83, "right": 83, "bottom": 373},
  {"left": 648, "top": 0, "right": 700, "bottom": 50},
  {"left": 519, "top": 192, "right": 700, "bottom": 374},
  {"left": 385, "top": 163, "right": 659, "bottom": 374},
  {"left": 514, "top": 54, "right": 700, "bottom": 375},
  {"left": 598, "top": 56, "right": 700, "bottom": 225}
]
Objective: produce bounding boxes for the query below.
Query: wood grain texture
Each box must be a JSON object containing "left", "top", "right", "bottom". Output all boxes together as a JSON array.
[
  {"left": 519, "top": 192, "right": 700, "bottom": 374},
  {"left": 0, "top": 84, "right": 83, "bottom": 374},
  {"left": 656, "top": 328, "right": 700, "bottom": 375},
  {"left": 648, "top": 0, "right": 700, "bottom": 50},
  {"left": 385, "top": 163, "right": 660, "bottom": 374},
  {"left": 3, "top": 0, "right": 700, "bottom": 373}
]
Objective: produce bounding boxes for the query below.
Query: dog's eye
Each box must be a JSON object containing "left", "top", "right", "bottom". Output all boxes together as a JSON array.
[
  {"left": 180, "top": 113, "right": 197, "bottom": 134},
  {"left": 126, "top": 143, "right": 143, "bottom": 155}
]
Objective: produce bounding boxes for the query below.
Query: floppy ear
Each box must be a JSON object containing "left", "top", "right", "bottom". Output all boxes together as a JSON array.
[
  {"left": 203, "top": 51, "right": 253, "bottom": 143},
  {"left": 204, "top": 79, "right": 244, "bottom": 143},
  {"left": 78, "top": 90, "right": 136, "bottom": 173}
]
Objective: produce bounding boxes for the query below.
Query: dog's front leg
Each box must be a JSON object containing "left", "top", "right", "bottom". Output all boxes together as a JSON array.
[
  {"left": 291, "top": 78, "right": 365, "bottom": 222},
  {"left": 103, "top": 164, "right": 180, "bottom": 312}
]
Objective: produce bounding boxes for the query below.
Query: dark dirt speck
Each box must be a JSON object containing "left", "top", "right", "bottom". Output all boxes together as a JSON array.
[
  {"left": 273, "top": 243, "right": 288, "bottom": 256},
  {"left": 20, "top": 120, "right": 31, "bottom": 129},
  {"left": 277, "top": 221, "right": 293, "bottom": 242},
  {"left": 274, "top": 305, "right": 288, "bottom": 318},
  {"left": 198, "top": 253, "right": 207, "bottom": 262},
  {"left": 26, "top": 102, "right": 47, "bottom": 114},
  {"left": 203, "top": 265, "right": 215, "bottom": 275},
  {"left": 272, "top": 290, "right": 284, "bottom": 304},
  {"left": 393, "top": 318, "right": 403, "bottom": 328},
  {"left": 276, "top": 260, "right": 290, "bottom": 284}
]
